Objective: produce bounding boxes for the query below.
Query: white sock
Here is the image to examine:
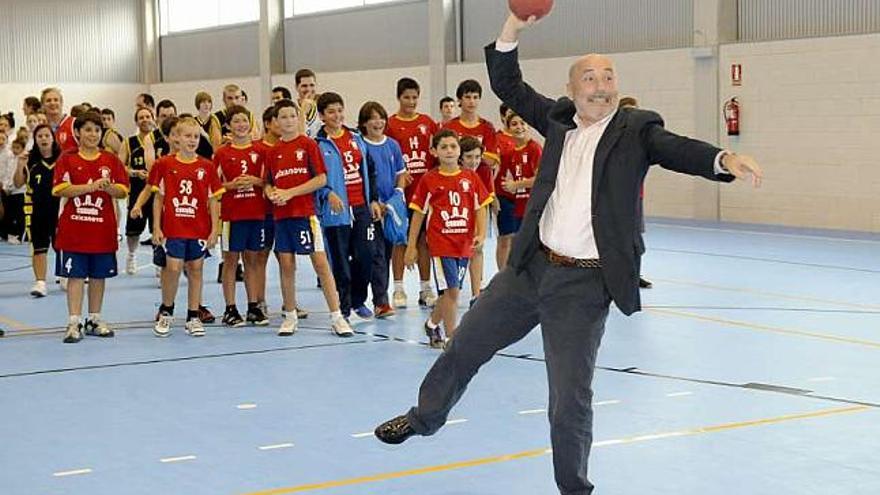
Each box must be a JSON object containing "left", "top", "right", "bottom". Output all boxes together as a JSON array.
[
  {"left": 69, "top": 315, "right": 81, "bottom": 325},
  {"left": 283, "top": 310, "right": 296, "bottom": 320},
  {"left": 329, "top": 310, "right": 342, "bottom": 321},
  {"left": 394, "top": 280, "right": 404, "bottom": 292},
  {"left": 88, "top": 312, "right": 101, "bottom": 322},
  {"left": 425, "top": 319, "right": 438, "bottom": 330},
  {"left": 420, "top": 281, "right": 432, "bottom": 292}
]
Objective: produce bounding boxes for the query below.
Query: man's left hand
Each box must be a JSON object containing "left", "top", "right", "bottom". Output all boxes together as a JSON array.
[{"left": 722, "top": 153, "right": 763, "bottom": 188}]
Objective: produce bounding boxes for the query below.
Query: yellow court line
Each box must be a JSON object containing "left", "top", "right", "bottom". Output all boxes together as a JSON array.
[
  {"left": 0, "top": 314, "right": 32, "bottom": 331},
  {"left": 240, "top": 405, "right": 869, "bottom": 495},
  {"left": 648, "top": 308, "right": 880, "bottom": 349},
  {"left": 652, "top": 277, "right": 880, "bottom": 311}
]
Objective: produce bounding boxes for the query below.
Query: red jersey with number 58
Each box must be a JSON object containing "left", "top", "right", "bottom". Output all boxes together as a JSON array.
[
  {"left": 409, "top": 168, "right": 492, "bottom": 258},
  {"left": 214, "top": 143, "right": 267, "bottom": 221},
  {"left": 149, "top": 155, "right": 224, "bottom": 240},
  {"left": 386, "top": 113, "right": 437, "bottom": 203},
  {"left": 52, "top": 151, "right": 130, "bottom": 253}
]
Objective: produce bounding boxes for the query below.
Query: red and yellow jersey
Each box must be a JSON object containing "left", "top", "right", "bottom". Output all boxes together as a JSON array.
[
  {"left": 386, "top": 113, "right": 437, "bottom": 203},
  {"left": 443, "top": 117, "right": 499, "bottom": 164},
  {"left": 409, "top": 168, "right": 492, "bottom": 258},
  {"left": 149, "top": 155, "right": 224, "bottom": 240},
  {"left": 265, "top": 136, "right": 326, "bottom": 220},
  {"left": 497, "top": 140, "right": 542, "bottom": 217},
  {"left": 214, "top": 143, "right": 267, "bottom": 221},
  {"left": 330, "top": 128, "right": 366, "bottom": 207},
  {"left": 52, "top": 151, "right": 130, "bottom": 253},
  {"left": 55, "top": 115, "right": 78, "bottom": 154}
]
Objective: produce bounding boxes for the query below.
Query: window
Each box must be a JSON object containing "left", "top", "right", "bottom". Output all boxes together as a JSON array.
[
  {"left": 285, "top": 0, "right": 407, "bottom": 17},
  {"left": 160, "top": 0, "right": 260, "bottom": 35}
]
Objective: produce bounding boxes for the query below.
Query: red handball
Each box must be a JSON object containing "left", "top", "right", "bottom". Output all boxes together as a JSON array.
[{"left": 508, "top": 0, "right": 554, "bottom": 21}]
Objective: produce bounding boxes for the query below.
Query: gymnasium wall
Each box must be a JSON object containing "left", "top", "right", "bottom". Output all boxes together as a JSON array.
[{"left": 160, "top": 23, "right": 260, "bottom": 83}]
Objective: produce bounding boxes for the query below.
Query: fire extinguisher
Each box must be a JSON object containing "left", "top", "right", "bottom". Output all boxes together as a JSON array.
[{"left": 723, "top": 97, "right": 740, "bottom": 136}]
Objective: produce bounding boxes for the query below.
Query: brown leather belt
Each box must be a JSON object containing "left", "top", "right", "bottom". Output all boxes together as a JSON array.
[{"left": 540, "top": 243, "right": 602, "bottom": 269}]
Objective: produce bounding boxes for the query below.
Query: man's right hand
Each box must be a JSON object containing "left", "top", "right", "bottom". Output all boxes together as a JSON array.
[
  {"left": 152, "top": 228, "right": 165, "bottom": 246},
  {"left": 130, "top": 205, "right": 142, "bottom": 219},
  {"left": 499, "top": 13, "right": 538, "bottom": 43}
]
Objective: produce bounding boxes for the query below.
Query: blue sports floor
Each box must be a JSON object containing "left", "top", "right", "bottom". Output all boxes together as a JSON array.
[{"left": 1, "top": 218, "right": 879, "bottom": 495}]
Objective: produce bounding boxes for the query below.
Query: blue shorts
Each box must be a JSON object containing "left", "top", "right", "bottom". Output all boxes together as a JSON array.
[
  {"left": 497, "top": 197, "right": 522, "bottom": 236},
  {"left": 274, "top": 216, "right": 324, "bottom": 255},
  {"left": 222, "top": 220, "right": 266, "bottom": 252},
  {"left": 165, "top": 238, "right": 209, "bottom": 262},
  {"left": 432, "top": 256, "right": 469, "bottom": 293},
  {"left": 57, "top": 251, "right": 118, "bottom": 279},
  {"left": 263, "top": 214, "right": 275, "bottom": 250}
]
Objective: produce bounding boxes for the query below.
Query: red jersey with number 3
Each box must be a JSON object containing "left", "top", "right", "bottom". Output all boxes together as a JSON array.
[
  {"left": 149, "top": 155, "right": 224, "bottom": 240},
  {"left": 265, "top": 136, "right": 326, "bottom": 220},
  {"left": 443, "top": 117, "right": 500, "bottom": 164},
  {"left": 214, "top": 143, "right": 267, "bottom": 221},
  {"left": 331, "top": 129, "right": 366, "bottom": 207},
  {"left": 409, "top": 168, "right": 492, "bottom": 258},
  {"left": 52, "top": 151, "right": 130, "bottom": 253},
  {"left": 55, "top": 115, "right": 78, "bottom": 154},
  {"left": 386, "top": 113, "right": 437, "bottom": 203}
]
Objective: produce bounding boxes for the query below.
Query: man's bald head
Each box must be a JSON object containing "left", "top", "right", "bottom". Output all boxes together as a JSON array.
[{"left": 566, "top": 53, "right": 620, "bottom": 126}]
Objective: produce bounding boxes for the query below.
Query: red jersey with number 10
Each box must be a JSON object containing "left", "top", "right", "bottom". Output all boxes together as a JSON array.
[
  {"left": 386, "top": 113, "right": 437, "bottom": 203},
  {"left": 52, "top": 151, "right": 130, "bottom": 253},
  {"left": 214, "top": 143, "right": 267, "bottom": 221},
  {"left": 409, "top": 168, "right": 492, "bottom": 258},
  {"left": 265, "top": 136, "right": 326, "bottom": 220},
  {"left": 149, "top": 155, "right": 224, "bottom": 240},
  {"left": 330, "top": 129, "right": 366, "bottom": 207}
]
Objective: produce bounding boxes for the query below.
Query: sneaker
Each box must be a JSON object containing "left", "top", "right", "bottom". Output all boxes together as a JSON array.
[
  {"left": 84, "top": 319, "right": 114, "bottom": 338},
  {"left": 0, "top": 328, "right": 4, "bottom": 337},
  {"left": 154, "top": 313, "right": 173, "bottom": 337},
  {"left": 374, "top": 415, "right": 418, "bottom": 445},
  {"left": 63, "top": 322, "right": 83, "bottom": 343},
  {"left": 185, "top": 318, "right": 206, "bottom": 337},
  {"left": 30, "top": 280, "right": 47, "bottom": 298},
  {"left": 222, "top": 307, "right": 246, "bottom": 328},
  {"left": 353, "top": 305, "right": 374, "bottom": 320},
  {"left": 392, "top": 289, "right": 407, "bottom": 308},
  {"left": 639, "top": 277, "right": 653, "bottom": 289},
  {"left": 331, "top": 316, "right": 354, "bottom": 337},
  {"left": 257, "top": 300, "right": 269, "bottom": 315},
  {"left": 278, "top": 311, "right": 298, "bottom": 336},
  {"left": 198, "top": 305, "right": 215, "bottom": 324},
  {"left": 374, "top": 304, "right": 395, "bottom": 319},
  {"left": 296, "top": 306, "right": 309, "bottom": 319},
  {"left": 246, "top": 306, "right": 270, "bottom": 326},
  {"left": 125, "top": 253, "right": 137, "bottom": 275},
  {"left": 7, "top": 235, "right": 21, "bottom": 245},
  {"left": 424, "top": 320, "right": 445, "bottom": 349},
  {"left": 418, "top": 290, "right": 437, "bottom": 308}
]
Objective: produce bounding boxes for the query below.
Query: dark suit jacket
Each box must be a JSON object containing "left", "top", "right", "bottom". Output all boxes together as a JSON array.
[{"left": 486, "top": 43, "right": 734, "bottom": 315}]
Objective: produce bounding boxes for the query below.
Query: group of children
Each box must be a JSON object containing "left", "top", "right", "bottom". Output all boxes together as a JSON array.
[{"left": 4, "top": 74, "right": 543, "bottom": 348}]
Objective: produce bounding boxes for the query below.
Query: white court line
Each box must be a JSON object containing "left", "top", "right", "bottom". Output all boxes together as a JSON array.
[
  {"left": 160, "top": 455, "right": 197, "bottom": 463},
  {"left": 53, "top": 468, "right": 92, "bottom": 477},
  {"left": 666, "top": 392, "right": 693, "bottom": 398},
  {"left": 594, "top": 400, "right": 622, "bottom": 406},
  {"left": 445, "top": 419, "right": 468, "bottom": 426},
  {"left": 258, "top": 443, "right": 295, "bottom": 451},
  {"left": 653, "top": 223, "right": 880, "bottom": 245},
  {"left": 518, "top": 409, "right": 546, "bottom": 415},
  {"left": 237, "top": 403, "right": 258, "bottom": 410},
  {"left": 351, "top": 432, "right": 374, "bottom": 439},
  {"left": 807, "top": 376, "right": 836, "bottom": 382}
]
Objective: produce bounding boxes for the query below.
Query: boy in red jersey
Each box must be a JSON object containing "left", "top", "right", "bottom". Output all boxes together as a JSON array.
[
  {"left": 150, "top": 117, "right": 223, "bottom": 338},
  {"left": 495, "top": 103, "right": 516, "bottom": 158},
  {"left": 495, "top": 111, "right": 541, "bottom": 270},
  {"left": 214, "top": 105, "right": 270, "bottom": 328},
  {"left": 407, "top": 130, "right": 490, "bottom": 348},
  {"left": 264, "top": 99, "right": 351, "bottom": 337},
  {"left": 385, "top": 77, "right": 438, "bottom": 309},
  {"left": 458, "top": 137, "right": 496, "bottom": 307},
  {"left": 52, "top": 112, "right": 130, "bottom": 343},
  {"left": 442, "top": 80, "right": 500, "bottom": 168}
]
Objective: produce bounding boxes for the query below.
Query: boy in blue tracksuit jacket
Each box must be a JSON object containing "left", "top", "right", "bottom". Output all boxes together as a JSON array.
[
  {"left": 357, "top": 101, "right": 408, "bottom": 318},
  {"left": 314, "top": 92, "right": 378, "bottom": 320}
]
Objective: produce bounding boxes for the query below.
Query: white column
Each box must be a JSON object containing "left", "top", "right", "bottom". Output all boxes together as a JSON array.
[
  {"left": 141, "top": 0, "right": 161, "bottom": 84},
  {"left": 259, "top": 0, "right": 286, "bottom": 109},
  {"left": 428, "top": 0, "right": 456, "bottom": 120}
]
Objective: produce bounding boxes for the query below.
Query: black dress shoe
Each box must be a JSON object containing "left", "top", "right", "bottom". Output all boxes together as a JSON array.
[
  {"left": 639, "top": 277, "right": 653, "bottom": 289},
  {"left": 375, "top": 414, "right": 418, "bottom": 445}
]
